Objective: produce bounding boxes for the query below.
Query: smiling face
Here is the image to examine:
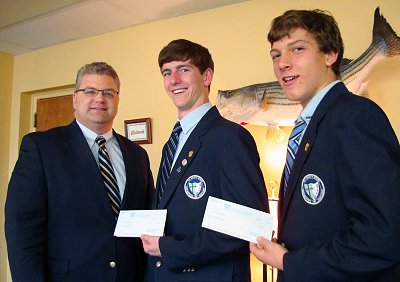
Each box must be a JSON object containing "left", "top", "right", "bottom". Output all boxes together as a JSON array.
[
  {"left": 73, "top": 74, "right": 119, "bottom": 134},
  {"left": 270, "top": 28, "right": 338, "bottom": 107},
  {"left": 161, "top": 60, "right": 213, "bottom": 118}
]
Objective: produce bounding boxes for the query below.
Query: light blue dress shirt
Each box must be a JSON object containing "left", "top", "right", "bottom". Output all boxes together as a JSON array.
[
  {"left": 297, "top": 80, "right": 340, "bottom": 142},
  {"left": 76, "top": 120, "right": 126, "bottom": 199},
  {"left": 171, "top": 102, "right": 213, "bottom": 169}
]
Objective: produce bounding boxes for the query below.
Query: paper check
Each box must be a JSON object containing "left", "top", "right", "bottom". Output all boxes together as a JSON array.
[
  {"left": 114, "top": 210, "right": 167, "bottom": 237},
  {"left": 202, "top": 196, "right": 272, "bottom": 243}
]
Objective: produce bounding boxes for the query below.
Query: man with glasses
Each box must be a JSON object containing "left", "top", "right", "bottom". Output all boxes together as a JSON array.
[{"left": 5, "top": 62, "right": 154, "bottom": 282}]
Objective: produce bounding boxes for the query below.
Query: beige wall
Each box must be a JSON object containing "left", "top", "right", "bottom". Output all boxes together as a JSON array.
[
  {"left": 3, "top": 0, "right": 400, "bottom": 281},
  {"left": 0, "top": 51, "right": 13, "bottom": 282}
]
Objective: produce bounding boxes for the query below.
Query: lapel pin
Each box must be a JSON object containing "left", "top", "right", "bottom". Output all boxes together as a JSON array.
[
  {"left": 182, "top": 159, "right": 188, "bottom": 166},
  {"left": 305, "top": 143, "right": 310, "bottom": 152},
  {"left": 188, "top": 151, "right": 193, "bottom": 158}
]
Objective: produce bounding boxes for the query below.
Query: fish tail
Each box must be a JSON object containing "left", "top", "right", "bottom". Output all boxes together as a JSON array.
[{"left": 373, "top": 7, "right": 400, "bottom": 57}]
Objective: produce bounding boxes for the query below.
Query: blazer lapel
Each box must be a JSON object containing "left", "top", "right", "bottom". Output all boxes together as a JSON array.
[
  {"left": 279, "top": 83, "right": 349, "bottom": 232},
  {"left": 157, "top": 107, "right": 219, "bottom": 208},
  {"left": 279, "top": 124, "right": 316, "bottom": 220},
  {"left": 64, "top": 120, "right": 115, "bottom": 221}
]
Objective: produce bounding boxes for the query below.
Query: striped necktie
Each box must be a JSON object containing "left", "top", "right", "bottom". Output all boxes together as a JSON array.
[
  {"left": 283, "top": 118, "right": 307, "bottom": 195},
  {"left": 95, "top": 136, "right": 122, "bottom": 220},
  {"left": 157, "top": 121, "right": 182, "bottom": 206}
]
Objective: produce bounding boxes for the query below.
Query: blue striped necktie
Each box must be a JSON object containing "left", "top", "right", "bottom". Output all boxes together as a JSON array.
[
  {"left": 283, "top": 118, "right": 307, "bottom": 195},
  {"left": 95, "top": 136, "right": 122, "bottom": 220},
  {"left": 157, "top": 121, "right": 182, "bottom": 206}
]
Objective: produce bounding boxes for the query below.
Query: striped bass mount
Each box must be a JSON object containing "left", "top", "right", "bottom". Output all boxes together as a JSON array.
[{"left": 216, "top": 7, "right": 400, "bottom": 126}]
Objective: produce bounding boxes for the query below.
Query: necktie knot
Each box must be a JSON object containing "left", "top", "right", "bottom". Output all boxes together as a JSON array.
[
  {"left": 289, "top": 118, "right": 307, "bottom": 141},
  {"left": 295, "top": 118, "right": 305, "bottom": 126},
  {"left": 168, "top": 122, "right": 182, "bottom": 156},
  {"left": 95, "top": 136, "right": 106, "bottom": 146},
  {"left": 173, "top": 121, "right": 182, "bottom": 134}
]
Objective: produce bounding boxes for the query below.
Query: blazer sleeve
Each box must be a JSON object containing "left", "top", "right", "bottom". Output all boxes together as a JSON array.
[
  {"left": 159, "top": 128, "right": 269, "bottom": 271},
  {"left": 5, "top": 134, "right": 47, "bottom": 282},
  {"left": 283, "top": 102, "right": 400, "bottom": 280},
  {"left": 144, "top": 151, "right": 155, "bottom": 209}
]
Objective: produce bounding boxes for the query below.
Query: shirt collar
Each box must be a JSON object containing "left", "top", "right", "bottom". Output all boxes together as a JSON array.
[
  {"left": 179, "top": 102, "right": 213, "bottom": 133},
  {"left": 300, "top": 80, "right": 340, "bottom": 124},
  {"left": 75, "top": 120, "right": 114, "bottom": 146}
]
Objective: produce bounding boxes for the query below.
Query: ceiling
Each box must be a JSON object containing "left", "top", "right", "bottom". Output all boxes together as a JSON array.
[{"left": 0, "top": 0, "right": 247, "bottom": 55}]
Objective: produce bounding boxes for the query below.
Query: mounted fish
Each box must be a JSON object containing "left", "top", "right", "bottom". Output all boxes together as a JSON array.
[{"left": 216, "top": 7, "right": 400, "bottom": 127}]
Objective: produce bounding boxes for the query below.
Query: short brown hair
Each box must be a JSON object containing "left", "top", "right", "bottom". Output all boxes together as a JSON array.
[
  {"left": 267, "top": 9, "right": 344, "bottom": 77},
  {"left": 75, "top": 62, "right": 120, "bottom": 91},
  {"left": 158, "top": 39, "right": 214, "bottom": 74}
]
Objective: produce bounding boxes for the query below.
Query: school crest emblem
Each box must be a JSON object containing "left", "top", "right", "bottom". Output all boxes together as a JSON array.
[
  {"left": 184, "top": 175, "right": 206, "bottom": 199},
  {"left": 301, "top": 174, "right": 325, "bottom": 205}
]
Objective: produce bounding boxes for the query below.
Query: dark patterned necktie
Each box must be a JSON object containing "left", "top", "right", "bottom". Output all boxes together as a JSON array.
[
  {"left": 95, "top": 136, "right": 122, "bottom": 220},
  {"left": 283, "top": 118, "right": 307, "bottom": 195},
  {"left": 157, "top": 121, "right": 182, "bottom": 206}
]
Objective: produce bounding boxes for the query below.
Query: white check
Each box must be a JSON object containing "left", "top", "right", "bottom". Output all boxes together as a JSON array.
[
  {"left": 202, "top": 196, "right": 272, "bottom": 243},
  {"left": 114, "top": 210, "right": 167, "bottom": 237}
]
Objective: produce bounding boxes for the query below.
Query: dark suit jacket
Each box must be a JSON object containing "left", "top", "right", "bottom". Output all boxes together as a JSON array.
[
  {"left": 5, "top": 120, "right": 154, "bottom": 282},
  {"left": 145, "top": 106, "right": 269, "bottom": 282},
  {"left": 277, "top": 82, "right": 400, "bottom": 281}
]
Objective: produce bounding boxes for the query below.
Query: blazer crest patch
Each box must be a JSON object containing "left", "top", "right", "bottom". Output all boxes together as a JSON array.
[
  {"left": 184, "top": 175, "right": 206, "bottom": 200},
  {"left": 301, "top": 174, "right": 325, "bottom": 205}
]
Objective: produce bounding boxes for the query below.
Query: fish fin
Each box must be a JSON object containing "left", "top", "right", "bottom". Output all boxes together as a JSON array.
[
  {"left": 339, "top": 58, "right": 353, "bottom": 73},
  {"left": 372, "top": 7, "right": 400, "bottom": 57},
  {"left": 266, "top": 126, "right": 286, "bottom": 142},
  {"left": 355, "top": 81, "right": 370, "bottom": 97},
  {"left": 261, "top": 98, "right": 268, "bottom": 111},
  {"left": 341, "top": 58, "right": 353, "bottom": 66}
]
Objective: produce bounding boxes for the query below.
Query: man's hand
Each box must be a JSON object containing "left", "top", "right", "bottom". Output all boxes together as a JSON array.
[
  {"left": 250, "top": 236, "right": 288, "bottom": 270},
  {"left": 141, "top": 235, "right": 161, "bottom": 257}
]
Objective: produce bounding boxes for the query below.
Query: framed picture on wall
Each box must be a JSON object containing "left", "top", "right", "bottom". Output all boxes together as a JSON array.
[{"left": 124, "top": 118, "right": 152, "bottom": 144}]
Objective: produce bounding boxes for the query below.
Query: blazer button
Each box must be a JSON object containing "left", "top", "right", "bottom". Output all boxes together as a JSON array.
[
  {"left": 109, "top": 261, "right": 116, "bottom": 268},
  {"left": 156, "top": 261, "right": 162, "bottom": 268}
]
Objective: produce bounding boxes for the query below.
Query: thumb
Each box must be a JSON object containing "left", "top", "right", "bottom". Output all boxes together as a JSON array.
[{"left": 256, "top": 236, "right": 269, "bottom": 246}]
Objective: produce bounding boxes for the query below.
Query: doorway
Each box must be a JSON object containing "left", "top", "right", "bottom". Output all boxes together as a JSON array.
[
  {"left": 30, "top": 86, "right": 75, "bottom": 132},
  {"left": 34, "top": 94, "right": 74, "bottom": 131},
  {"left": 19, "top": 86, "right": 74, "bottom": 144}
]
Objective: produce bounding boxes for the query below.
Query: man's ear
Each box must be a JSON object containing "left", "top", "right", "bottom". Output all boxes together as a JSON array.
[
  {"left": 203, "top": 68, "right": 213, "bottom": 87},
  {"left": 72, "top": 92, "right": 77, "bottom": 110},
  {"left": 326, "top": 51, "right": 338, "bottom": 67}
]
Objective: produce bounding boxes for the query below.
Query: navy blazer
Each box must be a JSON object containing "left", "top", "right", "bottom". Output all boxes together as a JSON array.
[
  {"left": 5, "top": 120, "right": 154, "bottom": 282},
  {"left": 145, "top": 106, "right": 269, "bottom": 282},
  {"left": 278, "top": 82, "right": 400, "bottom": 281}
]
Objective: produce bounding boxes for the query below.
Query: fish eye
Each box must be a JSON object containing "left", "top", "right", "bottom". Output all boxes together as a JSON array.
[{"left": 225, "top": 91, "right": 232, "bottom": 98}]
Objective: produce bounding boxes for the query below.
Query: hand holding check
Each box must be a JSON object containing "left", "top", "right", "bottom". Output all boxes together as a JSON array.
[{"left": 249, "top": 236, "right": 288, "bottom": 271}]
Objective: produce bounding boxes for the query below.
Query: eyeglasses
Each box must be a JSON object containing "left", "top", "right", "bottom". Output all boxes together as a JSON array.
[{"left": 75, "top": 88, "right": 119, "bottom": 98}]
